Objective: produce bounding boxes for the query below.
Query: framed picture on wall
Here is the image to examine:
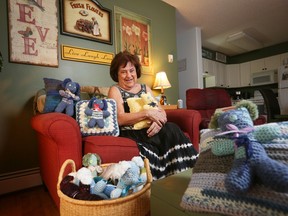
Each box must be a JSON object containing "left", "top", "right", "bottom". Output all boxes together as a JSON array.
[
  {"left": 60, "top": 0, "right": 112, "bottom": 45},
  {"left": 8, "top": 0, "right": 58, "bottom": 67},
  {"left": 114, "top": 6, "right": 152, "bottom": 75}
]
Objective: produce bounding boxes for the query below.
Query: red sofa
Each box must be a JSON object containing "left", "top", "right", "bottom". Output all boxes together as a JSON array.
[
  {"left": 31, "top": 108, "right": 201, "bottom": 208},
  {"left": 186, "top": 88, "right": 266, "bottom": 130}
]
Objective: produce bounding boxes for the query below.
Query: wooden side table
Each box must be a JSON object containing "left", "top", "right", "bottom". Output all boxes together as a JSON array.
[{"left": 161, "top": 104, "right": 178, "bottom": 110}]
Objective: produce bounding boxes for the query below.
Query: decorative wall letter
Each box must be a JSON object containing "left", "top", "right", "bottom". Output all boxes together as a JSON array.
[{"left": 8, "top": 0, "right": 58, "bottom": 67}]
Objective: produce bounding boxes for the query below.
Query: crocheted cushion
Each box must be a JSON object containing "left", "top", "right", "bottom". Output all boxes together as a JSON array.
[
  {"left": 180, "top": 122, "right": 288, "bottom": 216},
  {"left": 76, "top": 99, "right": 119, "bottom": 137}
]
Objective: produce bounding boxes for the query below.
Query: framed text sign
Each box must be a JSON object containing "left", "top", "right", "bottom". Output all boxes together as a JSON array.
[
  {"left": 61, "top": 44, "right": 114, "bottom": 65},
  {"left": 60, "top": 0, "right": 112, "bottom": 44},
  {"left": 114, "top": 7, "right": 152, "bottom": 75},
  {"left": 8, "top": 0, "right": 58, "bottom": 67}
]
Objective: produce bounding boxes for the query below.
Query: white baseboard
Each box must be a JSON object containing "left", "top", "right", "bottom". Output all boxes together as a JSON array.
[{"left": 0, "top": 167, "right": 43, "bottom": 195}]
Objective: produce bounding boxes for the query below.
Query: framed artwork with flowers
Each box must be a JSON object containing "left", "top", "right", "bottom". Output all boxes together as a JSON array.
[{"left": 114, "top": 7, "right": 152, "bottom": 75}]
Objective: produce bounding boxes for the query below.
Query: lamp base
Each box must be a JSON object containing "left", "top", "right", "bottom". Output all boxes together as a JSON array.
[{"left": 160, "top": 95, "right": 167, "bottom": 105}]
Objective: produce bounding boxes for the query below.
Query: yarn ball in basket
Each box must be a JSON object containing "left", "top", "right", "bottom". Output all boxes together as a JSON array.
[{"left": 60, "top": 175, "right": 103, "bottom": 201}]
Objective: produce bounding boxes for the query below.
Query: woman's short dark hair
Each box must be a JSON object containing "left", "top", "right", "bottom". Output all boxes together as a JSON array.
[{"left": 110, "top": 51, "right": 142, "bottom": 82}]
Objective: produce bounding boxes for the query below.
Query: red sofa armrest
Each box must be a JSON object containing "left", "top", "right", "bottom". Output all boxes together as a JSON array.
[
  {"left": 165, "top": 109, "right": 201, "bottom": 152},
  {"left": 31, "top": 112, "right": 83, "bottom": 169},
  {"left": 31, "top": 112, "right": 83, "bottom": 208}
]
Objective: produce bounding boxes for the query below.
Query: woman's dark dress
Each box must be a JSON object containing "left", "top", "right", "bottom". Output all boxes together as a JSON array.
[{"left": 116, "top": 84, "right": 198, "bottom": 180}]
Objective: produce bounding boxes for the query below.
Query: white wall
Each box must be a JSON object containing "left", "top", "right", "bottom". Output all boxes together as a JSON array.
[{"left": 176, "top": 27, "right": 203, "bottom": 107}]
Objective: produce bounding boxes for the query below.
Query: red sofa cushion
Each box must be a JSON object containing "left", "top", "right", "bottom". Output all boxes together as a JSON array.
[{"left": 83, "top": 136, "right": 140, "bottom": 164}]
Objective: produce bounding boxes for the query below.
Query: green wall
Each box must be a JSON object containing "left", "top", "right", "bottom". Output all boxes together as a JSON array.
[{"left": 0, "top": 0, "right": 178, "bottom": 174}]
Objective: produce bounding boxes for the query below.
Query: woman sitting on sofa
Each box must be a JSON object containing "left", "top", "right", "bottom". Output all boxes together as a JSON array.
[{"left": 108, "top": 51, "right": 198, "bottom": 180}]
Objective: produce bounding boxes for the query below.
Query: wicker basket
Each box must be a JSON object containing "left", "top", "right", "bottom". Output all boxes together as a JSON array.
[{"left": 57, "top": 158, "right": 152, "bottom": 216}]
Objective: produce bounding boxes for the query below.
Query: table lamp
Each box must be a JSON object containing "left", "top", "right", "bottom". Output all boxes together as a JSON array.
[{"left": 153, "top": 71, "right": 171, "bottom": 105}]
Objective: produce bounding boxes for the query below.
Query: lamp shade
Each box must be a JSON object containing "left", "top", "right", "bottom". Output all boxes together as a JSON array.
[{"left": 153, "top": 71, "right": 171, "bottom": 91}]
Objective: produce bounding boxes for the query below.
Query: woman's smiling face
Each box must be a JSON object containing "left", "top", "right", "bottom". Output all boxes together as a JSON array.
[{"left": 117, "top": 61, "right": 137, "bottom": 90}]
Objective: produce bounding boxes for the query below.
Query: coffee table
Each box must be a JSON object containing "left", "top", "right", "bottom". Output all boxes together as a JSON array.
[{"left": 151, "top": 169, "right": 220, "bottom": 216}]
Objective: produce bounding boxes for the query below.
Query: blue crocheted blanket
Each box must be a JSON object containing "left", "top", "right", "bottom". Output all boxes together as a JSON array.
[{"left": 180, "top": 121, "right": 288, "bottom": 216}]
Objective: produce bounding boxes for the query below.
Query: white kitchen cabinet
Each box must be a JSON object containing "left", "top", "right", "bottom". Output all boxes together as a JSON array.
[
  {"left": 202, "top": 58, "right": 215, "bottom": 76},
  {"left": 240, "top": 62, "right": 251, "bottom": 87},
  {"left": 226, "top": 64, "right": 240, "bottom": 88},
  {"left": 250, "top": 54, "right": 281, "bottom": 73},
  {"left": 214, "top": 61, "right": 226, "bottom": 87},
  {"left": 203, "top": 58, "right": 226, "bottom": 87}
]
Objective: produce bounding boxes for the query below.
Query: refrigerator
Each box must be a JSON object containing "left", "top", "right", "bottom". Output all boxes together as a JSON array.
[{"left": 278, "top": 65, "right": 288, "bottom": 114}]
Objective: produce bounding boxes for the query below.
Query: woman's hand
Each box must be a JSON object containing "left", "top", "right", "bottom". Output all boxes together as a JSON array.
[
  {"left": 147, "top": 121, "right": 163, "bottom": 137},
  {"left": 146, "top": 109, "right": 167, "bottom": 127},
  {"left": 146, "top": 109, "right": 167, "bottom": 137}
]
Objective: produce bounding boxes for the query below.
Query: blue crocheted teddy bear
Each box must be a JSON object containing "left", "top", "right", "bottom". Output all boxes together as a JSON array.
[
  {"left": 210, "top": 102, "right": 288, "bottom": 194},
  {"left": 92, "top": 156, "right": 147, "bottom": 199},
  {"left": 55, "top": 78, "right": 80, "bottom": 116},
  {"left": 84, "top": 97, "right": 110, "bottom": 128}
]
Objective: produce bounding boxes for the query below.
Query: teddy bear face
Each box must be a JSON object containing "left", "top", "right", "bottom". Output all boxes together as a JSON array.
[
  {"left": 65, "top": 82, "right": 78, "bottom": 94},
  {"left": 121, "top": 162, "right": 141, "bottom": 185},
  {"left": 91, "top": 99, "right": 105, "bottom": 110},
  {"left": 218, "top": 107, "right": 254, "bottom": 132},
  {"left": 141, "top": 93, "right": 158, "bottom": 109}
]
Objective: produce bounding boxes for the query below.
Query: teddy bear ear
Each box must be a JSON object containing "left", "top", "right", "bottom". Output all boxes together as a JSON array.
[
  {"left": 208, "top": 111, "right": 223, "bottom": 129},
  {"left": 62, "top": 78, "right": 72, "bottom": 88},
  {"left": 88, "top": 97, "right": 96, "bottom": 108},
  {"left": 102, "top": 99, "right": 108, "bottom": 110},
  {"left": 75, "top": 83, "right": 81, "bottom": 95},
  {"left": 235, "top": 100, "right": 259, "bottom": 120}
]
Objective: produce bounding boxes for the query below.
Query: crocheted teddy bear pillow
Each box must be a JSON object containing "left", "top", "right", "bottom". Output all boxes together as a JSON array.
[
  {"left": 75, "top": 98, "right": 119, "bottom": 137},
  {"left": 126, "top": 92, "right": 159, "bottom": 130}
]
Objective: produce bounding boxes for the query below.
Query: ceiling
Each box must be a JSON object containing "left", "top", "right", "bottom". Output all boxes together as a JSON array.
[{"left": 162, "top": 0, "right": 288, "bottom": 56}]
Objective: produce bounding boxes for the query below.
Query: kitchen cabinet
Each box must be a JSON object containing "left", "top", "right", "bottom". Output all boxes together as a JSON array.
[
  {"left": 214, "top": 61, "right": 226, "bottom": 87},
  {"left": 203, "top": 53, "right": 286, "bottom": 89},
  {"left": 226, "top": 64, "right": 240, "bottom": 88},
  {"left": 203, "top": 58, "right": 226, "bottom": 87},
  {"left": 250, "top": 54, "right": 281, "bottom": 73},
  {"left": 202, "top": 58, "right": 215, "bottom": 76},
  {"left": 280, "top": 52, "right": 288, "bottom": 65},
  {"left": 240, "top": 62, "right": 251, "bottom": 86}
]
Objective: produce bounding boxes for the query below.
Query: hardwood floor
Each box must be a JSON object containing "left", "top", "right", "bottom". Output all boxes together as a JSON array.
[{"left": 0, "top": 186, "right": 59, "bottom": 216}]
